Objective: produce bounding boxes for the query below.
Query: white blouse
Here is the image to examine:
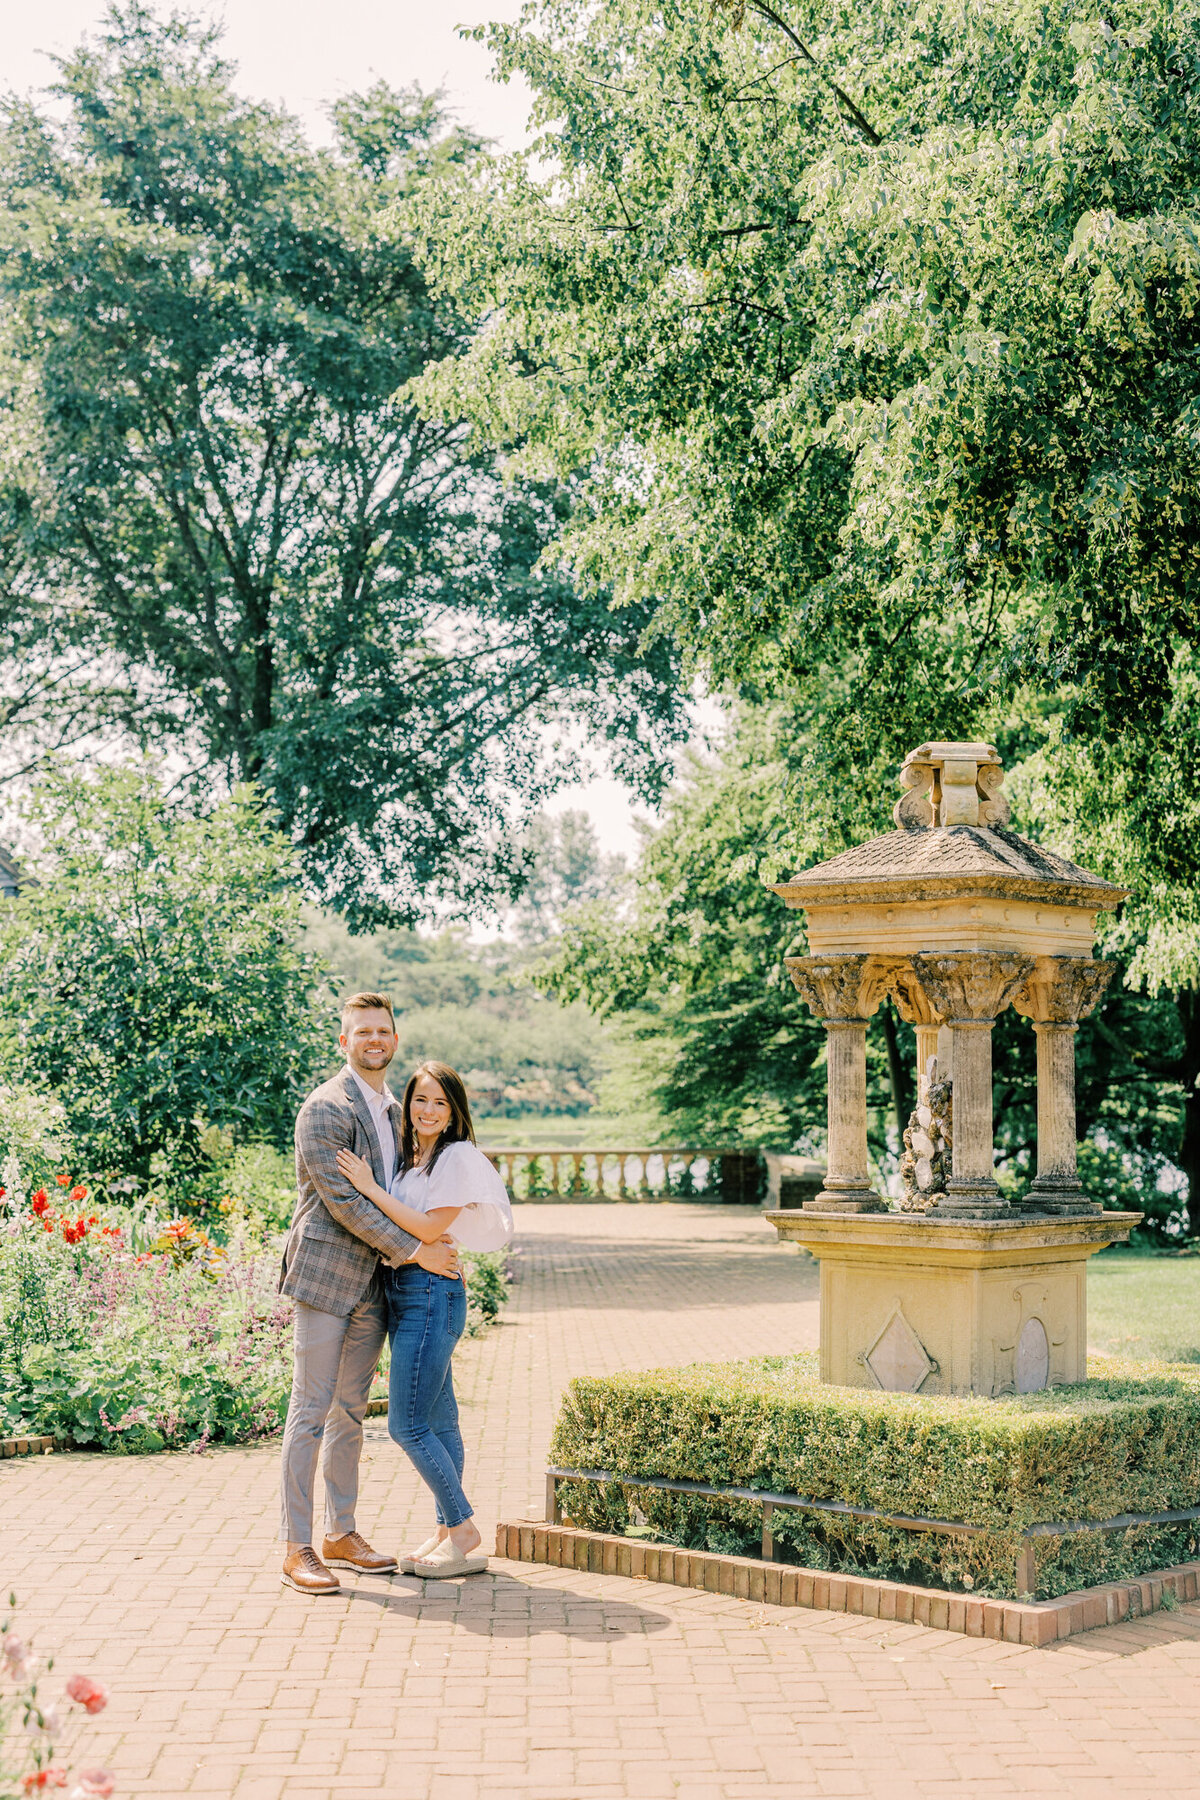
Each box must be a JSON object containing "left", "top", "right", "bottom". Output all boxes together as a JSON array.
[{"left": 389, "top": 1139, "right": 514, "bottom": 1253}]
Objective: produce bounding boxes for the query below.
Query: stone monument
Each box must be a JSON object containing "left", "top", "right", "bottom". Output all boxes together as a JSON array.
[{"left": 766, "top": 740, "right": 1142, "bottom": 1398}]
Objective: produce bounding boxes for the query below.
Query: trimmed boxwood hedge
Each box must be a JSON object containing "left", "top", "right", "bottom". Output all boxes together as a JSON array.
[{"left": 549, "top": 1353, "right": 1200, "bottom": 1600}]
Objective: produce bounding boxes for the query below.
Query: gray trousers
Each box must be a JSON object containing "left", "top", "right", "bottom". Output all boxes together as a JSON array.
[{"left": 278, "top": 1287, "right": 387, "bottom": 1544}]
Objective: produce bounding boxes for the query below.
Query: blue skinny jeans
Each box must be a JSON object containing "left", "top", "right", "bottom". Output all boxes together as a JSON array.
[{"left": 384, "top": 1265, "right": 472, "bottom": 1527}]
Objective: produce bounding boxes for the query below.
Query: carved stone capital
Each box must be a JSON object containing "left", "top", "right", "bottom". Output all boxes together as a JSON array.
[
  {"left": 1011, "top": 956, "right": 1115, "bottom": 1025},
  {"left": 908, "top": 951, "right": 1036, "bottom": 1024},
  {"left": 785, "top": 954, "right": 890, "bottom": 1022},
  {"left": 875, "top": 956, "right": 944, "bottom": 1027}
]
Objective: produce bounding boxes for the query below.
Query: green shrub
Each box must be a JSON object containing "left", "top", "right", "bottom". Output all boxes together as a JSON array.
[
  {"left": 463, "top": 1251, "right": 511, "bottom": 1332},
  {"left": 0, "top": 1083, "right": 72, "bottom": 1196},
  {"left": 550, "top": 1353, "right": 1200, "bottom": 1601},
  {"left": 212, "top": 1140, "right": 297, "bottom": 1237}
]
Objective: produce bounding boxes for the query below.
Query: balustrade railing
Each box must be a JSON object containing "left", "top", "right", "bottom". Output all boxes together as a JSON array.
[{"left": 480, "top": 1147, "right": 762, "bottom": 1203}]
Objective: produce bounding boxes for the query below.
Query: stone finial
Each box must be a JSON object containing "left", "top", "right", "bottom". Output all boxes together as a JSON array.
[{"left": 892, "top": 742, "right": 1010, "bottom": 831}]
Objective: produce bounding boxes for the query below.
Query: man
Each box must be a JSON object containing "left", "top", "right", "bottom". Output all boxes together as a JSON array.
[{"left": 277, "top": 992, "right": 459, "bottom": 1595}]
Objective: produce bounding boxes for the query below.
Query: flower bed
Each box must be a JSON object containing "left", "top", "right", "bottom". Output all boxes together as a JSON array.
[
  {"left": 1, "top": 1180, "right": 293, "bottom": 1453},
  {"left": 1, "top": 1171, "right": 512, "bottom": 1454},
  {"left": 550, "top": 1352, "right": 1200, "bottom": 1601}
]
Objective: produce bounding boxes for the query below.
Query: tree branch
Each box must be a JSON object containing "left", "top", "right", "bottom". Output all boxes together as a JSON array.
[{"left": 747, "top": 1, "right": 881, "bottom": 145}]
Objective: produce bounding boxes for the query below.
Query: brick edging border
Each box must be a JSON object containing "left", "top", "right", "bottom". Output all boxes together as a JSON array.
[
  {"left": 495, "top": 1520, "right": 1200, "bottom": 1645},
  {"left": 0, "top": 1435, "right": 54, "bottom": 1459}
]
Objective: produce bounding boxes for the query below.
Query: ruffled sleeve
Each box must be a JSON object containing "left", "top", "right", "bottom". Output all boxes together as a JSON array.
[{"left": 423, "top": 1141, "right": 514, "bottom": 1251}]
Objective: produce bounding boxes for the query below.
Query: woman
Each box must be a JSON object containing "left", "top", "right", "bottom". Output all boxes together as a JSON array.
[{"left": 335, "top": 1061, "right": 512, "bottom": 1578}]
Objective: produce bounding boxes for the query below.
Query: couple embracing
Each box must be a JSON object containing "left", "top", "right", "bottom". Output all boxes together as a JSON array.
[{"left": 276, "top": 992, "right": 512, "bottom": 1596}]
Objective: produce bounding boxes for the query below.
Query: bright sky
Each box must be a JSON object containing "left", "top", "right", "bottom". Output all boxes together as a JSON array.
[
  {"left": 2, "top": 1, "right": 717, "bottom": 863},
  {"left": 2, "top": 1, "right": 533, "bottom": 150}
]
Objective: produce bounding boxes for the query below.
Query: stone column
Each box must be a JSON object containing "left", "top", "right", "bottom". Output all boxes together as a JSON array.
[
  {"left": 885, "top": 960, "right": 944, "bottom": 1103},
  {"left": 1012, "top": 957, "right": 1115, "bottom": 1214},
  {"left": 908, "top": 952, "right": 1035, "bottom": 1215},
  {"left": 786, "top": 954, "right": 890, "bottom": 1213}
]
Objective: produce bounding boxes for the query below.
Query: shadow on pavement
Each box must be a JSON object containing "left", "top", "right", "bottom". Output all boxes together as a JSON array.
[{"left": 343, "top": 1570, "right": 672, "bottom": 1640}]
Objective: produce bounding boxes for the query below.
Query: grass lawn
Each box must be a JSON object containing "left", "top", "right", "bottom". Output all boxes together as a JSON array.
[
  {"left": 1089, "top": 1248, "right": 1200, "bottom": 1362},
  {"left": 475, "top": 1113, "right": 664, "bottom": 1150}
]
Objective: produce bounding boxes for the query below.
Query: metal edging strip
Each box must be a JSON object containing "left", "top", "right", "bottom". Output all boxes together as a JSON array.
[{"left": 546, "top": 1467, "right": 1200, "bottom": 1544}]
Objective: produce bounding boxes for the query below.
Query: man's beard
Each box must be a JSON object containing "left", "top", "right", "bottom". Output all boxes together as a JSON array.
[{"left": 350, "top": 1045, "right": 395, "bottom": 1072}]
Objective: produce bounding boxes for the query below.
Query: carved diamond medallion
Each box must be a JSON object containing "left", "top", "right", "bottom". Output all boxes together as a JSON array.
[{"left": 864, "top": 1310, "right": 934, "bottom": 1393}]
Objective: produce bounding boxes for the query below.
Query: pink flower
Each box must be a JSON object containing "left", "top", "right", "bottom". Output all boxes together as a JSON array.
[
  {"left": 71, "top": 1772, "right": 115, "bottom": 1799},
  {"left": 65, "top": 1675, "right": 108, "bottom": 1715},
  {"left": 3, "top": 1633, "right": 26, "bottom": 1667}
]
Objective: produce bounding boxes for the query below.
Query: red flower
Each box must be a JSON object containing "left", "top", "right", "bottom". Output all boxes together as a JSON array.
[
  {"left": 74, "top": 1773, "right": 115, "bottom": 1799},
  {"left": 55, "top": 1173, "right": 70, "bottom": 1187},
  {"left": 0, "top": 1187, "right": 5, "bottom": 1200},
  {"left": 66, "top": 1674, "right": 109, "bottom": 1715},
  {"left": 41, "top": 1219, "right": 54, "bottom": 1233},
  {"left": 22, "top": 1772, "right": 68, "bottom": 1793},
  {"left": 70, "top": 1185, "right": 88, "bottom": 1203},
  {"left": 31, "top": 1193, "right": 50, "bottom": 1216}
]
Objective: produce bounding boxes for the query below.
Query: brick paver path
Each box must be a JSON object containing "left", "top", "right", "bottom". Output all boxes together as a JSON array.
[{"left": 8, "top": 1203, "right": 1200, "bottom": 1799}]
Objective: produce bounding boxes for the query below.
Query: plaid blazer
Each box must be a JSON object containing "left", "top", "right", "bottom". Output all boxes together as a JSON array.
[{"left": 279, "top": 1069, "right": 419, "bottom": 1316}]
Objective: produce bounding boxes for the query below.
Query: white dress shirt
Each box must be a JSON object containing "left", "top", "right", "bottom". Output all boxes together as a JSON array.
[{"left": 350, "top": 1069, "right": 398, "bottom": 1188}]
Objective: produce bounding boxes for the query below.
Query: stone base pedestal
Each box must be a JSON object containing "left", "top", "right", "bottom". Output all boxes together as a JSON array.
[
  {"left": 766, "top": 1210, "right": 1141, "bottom": 1398},
  {"left": 803, "top": 1191, "right": 889, "bottom": 1215}
]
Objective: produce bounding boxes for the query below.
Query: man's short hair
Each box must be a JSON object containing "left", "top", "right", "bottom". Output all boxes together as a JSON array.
[{"left": 340, "top": 991, "right": 395, "bottom": 1032}]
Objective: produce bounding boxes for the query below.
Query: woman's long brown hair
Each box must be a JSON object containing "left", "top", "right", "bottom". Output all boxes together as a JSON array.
[{"left": 400, "top": 1061, "right": 476, "bottom": 1176}]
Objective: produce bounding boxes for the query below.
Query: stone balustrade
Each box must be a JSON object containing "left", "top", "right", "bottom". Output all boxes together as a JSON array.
[{"left": 479, "top": 1146, "right": 763, "bottom": 1203}]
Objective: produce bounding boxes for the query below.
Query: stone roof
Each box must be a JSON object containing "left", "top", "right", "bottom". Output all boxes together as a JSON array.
[{"left": 773, "top": 825, "right": 1128, "bottom": 910}]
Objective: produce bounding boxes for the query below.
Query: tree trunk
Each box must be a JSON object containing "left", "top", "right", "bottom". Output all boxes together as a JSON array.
[{"left": 878, "top": 1000, "right": 912, "bottom": 1141}]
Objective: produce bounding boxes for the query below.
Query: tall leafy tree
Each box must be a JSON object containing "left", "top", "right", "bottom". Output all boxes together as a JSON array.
[
  {"left": 0, "top": 763, "right": 329, "bottom": 1180},
  {"left": 0, "top": 3, "right": 683, "bottom": 925},
  {"left": 414, "top": 0, "right": 1200, "bottom": 1228}
]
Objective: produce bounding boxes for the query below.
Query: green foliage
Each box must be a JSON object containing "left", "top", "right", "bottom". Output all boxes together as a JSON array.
[
  {"left": 210, "top": 1141, "right": 298, "bottom": 1238},
  {"left": 0, "top": 1082, "right": 71, "bottom": 1194},
  {"left": 307, "top": 898, "right": 616, "bottom": 1118},
  {"left": 462, "top": 1251, "right": 512, "bottom": 1330},
  {"left": 420, "top": 0, "right": 1200, "bottom": 750},
  {"left": 551, "top": 1352, "right": 1200, "bottom": 1599},
  {"left": 0, "top": 761, "right": 329, "bottom": 1182},
  {"left": 541, "top": 712, "right": 831, "bottom": 1146},
  {"left": 0, "top": 4, "right": 683, "bottom": 924}
]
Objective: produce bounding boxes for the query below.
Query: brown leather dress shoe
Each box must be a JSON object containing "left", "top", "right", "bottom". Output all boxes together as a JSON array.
[
  {"left": 321, "top": 1531, "right": 399, "bottom": 1574},
  {"left": 281, "top": 1546, "right": 341, "bottom": 1595}
]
